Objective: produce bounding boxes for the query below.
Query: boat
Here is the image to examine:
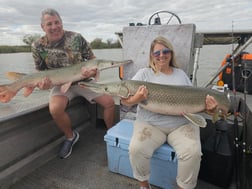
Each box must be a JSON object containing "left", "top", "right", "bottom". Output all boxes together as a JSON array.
[{"left": 1, "top": 11, "right": 252, "bottom": 189}]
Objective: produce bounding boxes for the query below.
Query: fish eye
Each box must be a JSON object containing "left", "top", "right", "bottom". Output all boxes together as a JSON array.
[{"left": 105, "top": 87, "right": 108, "bottom": 91}]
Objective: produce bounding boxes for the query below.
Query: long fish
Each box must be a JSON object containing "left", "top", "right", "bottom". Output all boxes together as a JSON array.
[
  {"left": 79, "top": 80, "right": 231, "bottom": 127},
  {"left": 0, "top": 59, "right": 133, "bottom": 103}
]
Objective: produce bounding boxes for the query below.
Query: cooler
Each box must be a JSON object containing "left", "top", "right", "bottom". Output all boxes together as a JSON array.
[{"left": 104, "top": 119, "right": 178, "bottom": 189}]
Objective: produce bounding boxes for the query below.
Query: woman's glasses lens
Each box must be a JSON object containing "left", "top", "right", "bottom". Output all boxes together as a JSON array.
[{"left": 153, "top": 48, "right": 171, "bottom": 57}]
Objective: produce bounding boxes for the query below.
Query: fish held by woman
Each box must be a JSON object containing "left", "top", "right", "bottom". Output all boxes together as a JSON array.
[{"left": 79, "top": 80, "right": 231, "bottom": 127}]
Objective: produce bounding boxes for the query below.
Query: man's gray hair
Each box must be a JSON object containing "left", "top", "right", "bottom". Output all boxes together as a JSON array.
[{"left": 41, "top": 8, "right": 62, "bottom": 24}]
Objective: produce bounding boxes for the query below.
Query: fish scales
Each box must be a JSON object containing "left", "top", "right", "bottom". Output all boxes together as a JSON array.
[
  {"left": 122, "top": 81, "right": 212, "bottom": 115},
  {"left": 79, "top": 80, "right": 230, "bottom": 116}
]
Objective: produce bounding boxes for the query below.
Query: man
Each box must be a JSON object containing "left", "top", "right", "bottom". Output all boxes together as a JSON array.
[{"left": 32, "top": 8, "right": 115, "bottom": 159}]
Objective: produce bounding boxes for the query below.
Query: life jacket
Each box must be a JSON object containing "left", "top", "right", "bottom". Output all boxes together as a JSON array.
[
  {"left": 218, "top": 52, "right": 252, "bottom": 93},
  {"left": 218, "top": 54, "right": 232, "bottom": 81}
]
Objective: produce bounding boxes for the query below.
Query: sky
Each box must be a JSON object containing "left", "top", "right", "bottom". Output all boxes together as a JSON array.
[{"left": 0, "top": 0, "right": 252, "bottom": 45}]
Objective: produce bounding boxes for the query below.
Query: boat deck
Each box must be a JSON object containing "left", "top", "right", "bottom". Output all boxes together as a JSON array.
[
  {"left": 1, "top": 92, "right": 252, "bottom": 189},
  {"left": 8, "top": 122, "right": 236, "bottom": 189}
]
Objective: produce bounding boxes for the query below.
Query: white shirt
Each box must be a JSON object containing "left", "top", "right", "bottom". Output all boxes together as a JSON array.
[{"left": 132, "top": 67, "right": 192, "bottom": 128}]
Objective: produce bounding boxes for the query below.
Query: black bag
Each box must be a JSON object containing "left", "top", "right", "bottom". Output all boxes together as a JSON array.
[{"left": 199, "top": 119, "right": 234, "bottom": 188}]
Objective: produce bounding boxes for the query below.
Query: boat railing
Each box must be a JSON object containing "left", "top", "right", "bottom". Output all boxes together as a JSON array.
[{"left": 0, "top": 96, "right": 98, "bottom": 189}]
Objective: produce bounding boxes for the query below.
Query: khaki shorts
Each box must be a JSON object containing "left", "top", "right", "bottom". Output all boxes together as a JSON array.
[{"left": 50, "top": 84, "right": 102, "bottom": 103}]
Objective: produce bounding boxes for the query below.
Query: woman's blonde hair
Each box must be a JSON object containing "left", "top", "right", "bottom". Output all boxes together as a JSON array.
[{"left": 148, "top": 36, "right": 179, "bottom": 72}]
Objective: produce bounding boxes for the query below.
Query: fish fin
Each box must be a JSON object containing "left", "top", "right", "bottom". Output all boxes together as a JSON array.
[
  {"left": 94, "top": 70, "right": 100, "bottom": 81},
  {"left": 6, "top": 72, "right": 27, "bottom": 81},
  {"left": 212, "top": 111, "right": 219, "bottom": 123},
  {"left": 211, "top": 108, "right": 227, "bottom": 123},
  {"left": 206, "top": 108, "right": 225, "bottom": 123},
  {"left": 60, "top": 82, "right": 72, "bottom": 93},
  {"left": 0, "top": 85, "right": 17, "bottom": 103},
  {"left": 23, "top": 87, "right": 35, "bottom": 97},
  {"left": 183, "top": 113, "right": 207, "bottom": 128}
]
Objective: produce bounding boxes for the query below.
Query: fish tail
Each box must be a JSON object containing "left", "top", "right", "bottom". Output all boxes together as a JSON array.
[
  {"left": 211, "top": 108, "right": 229, "bottom": 123},
  {"left": 78, "top": 81, "right": 105, "bottom": 94},
  {"left": 183, "top": 113, "right": 207, "bottom": 128},
  {"left": 6, "top": 72, "right": 27, "bottom": 81},
  {"left": 94, "top": 71, "right": 100, "bottom": 81},
  {"left": 23, "top": 87, "right": 35, "bottom": 97},
  {"left": 0, "top": 84, "right": 17, "bottom": 103}
]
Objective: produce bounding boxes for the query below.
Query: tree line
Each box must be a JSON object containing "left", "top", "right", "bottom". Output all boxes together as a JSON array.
[{"left": 0, "top": 34, "right": 122, "bottom": 53}]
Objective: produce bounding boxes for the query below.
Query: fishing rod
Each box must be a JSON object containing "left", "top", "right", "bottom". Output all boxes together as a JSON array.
[
  {"left": 229, "top": 22, "right": 252, "bottom": 189},
  {"left": 239, "top": 54, "right": 252, "bottom": 189},
  {"left": 230, "top": 21, "right": 241, "bottom": 189}
]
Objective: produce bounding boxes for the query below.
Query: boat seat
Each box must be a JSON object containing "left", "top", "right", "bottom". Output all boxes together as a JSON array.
[{"left": 122, "top": 24, "right": 196, "bottom": 80}]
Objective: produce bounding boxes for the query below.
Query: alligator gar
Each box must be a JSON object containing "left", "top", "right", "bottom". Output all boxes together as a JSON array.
[
  {"left": 79, "top": 80, "right": 231, "bottom": 127},
  {"left": 0, "top": 59, "right": 133, "bottom": 103}
]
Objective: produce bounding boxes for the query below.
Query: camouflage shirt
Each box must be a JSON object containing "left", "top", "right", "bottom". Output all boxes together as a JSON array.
[{"left": 31, "top": 30, "right": 94, "bottom": 70}]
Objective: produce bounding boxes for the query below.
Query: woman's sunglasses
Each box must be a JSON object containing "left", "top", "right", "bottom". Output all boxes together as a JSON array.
[{"left": 152, "top": 48, "right": 172, "bottom": 57}]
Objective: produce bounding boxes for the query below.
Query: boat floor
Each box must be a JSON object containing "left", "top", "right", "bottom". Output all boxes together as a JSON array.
[{"left": 9, "top": 124, "right": 237, "bottom": 189}]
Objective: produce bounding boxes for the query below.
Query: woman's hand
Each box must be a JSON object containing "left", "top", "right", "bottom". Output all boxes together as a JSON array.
[
  {"left": 121, "top": 85, "right": 148, "bottom": 106},
  {"left": 205, "top": 94, "right": 218, "bottom": 113},
  {"left": 134, "top": 85, "right": 148, "bottom": 102}
]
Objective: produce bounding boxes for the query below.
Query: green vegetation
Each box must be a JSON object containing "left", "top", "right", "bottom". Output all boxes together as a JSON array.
[
  {"left": 0, "top": 45, "right": 31, "bottom": 53},
  {"left": 0, "top": 34, "right": 122, "bottom": 54},
  {"left": 23, "top": 34, "right": 41, "bottom": 46},
  {"left": 90, "top": 38, "right": 121, "bottom": 49}
]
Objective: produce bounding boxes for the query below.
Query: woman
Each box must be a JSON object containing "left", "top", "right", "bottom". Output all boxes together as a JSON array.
[{"left": 121, "top": 36, "right": 217, "bottom": 189}]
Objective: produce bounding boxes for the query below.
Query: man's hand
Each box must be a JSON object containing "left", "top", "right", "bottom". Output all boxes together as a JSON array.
[
  {"left": 81, "top": 67, "right": 97, "bottom": 78},
  {"left": 121, "top": 85, "right": 148, "bottom": 106},
  {"left": 37, "top": 77, "right": 52, "bottom": 90}
]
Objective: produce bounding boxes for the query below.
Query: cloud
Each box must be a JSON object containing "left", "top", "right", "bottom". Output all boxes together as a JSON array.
[{"left": 0, "top": 0, "right": 251, "bottom": 45}]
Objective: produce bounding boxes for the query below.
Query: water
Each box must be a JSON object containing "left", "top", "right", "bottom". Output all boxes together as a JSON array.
[
  {"left": 1, "top": 46, "right": 252, "bottom": 118},
  {"left": 0, "top": 46, "right": 246, "bottom": 86},
  {"left": 0, "top": 53, "right": 35, "bottom": 83}
]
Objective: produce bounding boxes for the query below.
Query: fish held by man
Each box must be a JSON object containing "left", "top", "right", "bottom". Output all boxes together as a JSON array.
[
  {"left": 0, "top": 59, "right": 133, "bottom": 103},
  {"left": 79, "top": 80, "right": 231, "bottom": 128}
]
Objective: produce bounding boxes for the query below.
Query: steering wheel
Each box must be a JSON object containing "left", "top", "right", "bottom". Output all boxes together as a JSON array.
[{"left": 148, "top": 11, "right": 181, "bottom": 25}]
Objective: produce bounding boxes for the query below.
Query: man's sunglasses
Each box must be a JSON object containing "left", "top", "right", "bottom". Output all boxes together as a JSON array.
[{"left": 152, "top": 48, "right": 172, "bottom": 57}]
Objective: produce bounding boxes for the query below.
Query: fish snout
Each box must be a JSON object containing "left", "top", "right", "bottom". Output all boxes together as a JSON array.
[{"left": 114, "top": 59, "right": 133, "bottom": 66}]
